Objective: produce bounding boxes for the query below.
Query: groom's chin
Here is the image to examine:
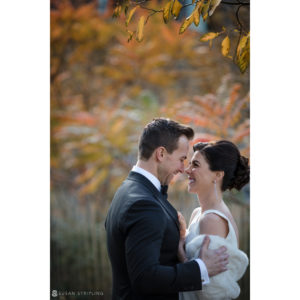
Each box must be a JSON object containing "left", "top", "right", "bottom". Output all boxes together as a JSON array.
[{"left": 165, "top": 174, "right": 174, "bottom": 185}]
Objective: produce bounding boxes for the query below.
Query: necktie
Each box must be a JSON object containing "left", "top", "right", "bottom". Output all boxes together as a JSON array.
[{"left": 161, "top": 185, "right": 168, "bottom": 195}]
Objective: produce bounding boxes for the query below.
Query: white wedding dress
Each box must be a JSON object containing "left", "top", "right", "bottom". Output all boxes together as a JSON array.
[{"left": 179, "top": 209, "right": 249, "bottom": 300}]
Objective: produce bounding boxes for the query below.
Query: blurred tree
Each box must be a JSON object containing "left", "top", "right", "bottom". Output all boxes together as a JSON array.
[{"left": 51, "top": 0, "right": 249, "bottom": 199}]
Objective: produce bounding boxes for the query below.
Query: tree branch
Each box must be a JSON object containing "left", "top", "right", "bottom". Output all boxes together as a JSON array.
[
  {"left": 145, "top": 10, "right": 158, "bottom": 24},
  {"left": 221, "top": 1, "right": 250, "bottom": 5},
  {"left": 140, "top": 5, "right": 162, "bottom": 13}
]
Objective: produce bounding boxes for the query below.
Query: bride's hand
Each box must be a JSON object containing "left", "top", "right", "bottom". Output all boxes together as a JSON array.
[
  {"left": 199, "top": 236, "right": 229, "bottom": 277},
  {"left": 177, "top": 211, "right": 187, "bottom": 239},
  {"left": 177, "top": 238, "right": 188, "bottom": 263}
]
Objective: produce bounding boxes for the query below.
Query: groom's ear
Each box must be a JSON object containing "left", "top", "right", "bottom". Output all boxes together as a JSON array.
[{"left": 155, "top": 147, "right": 165, "bottom": 162}]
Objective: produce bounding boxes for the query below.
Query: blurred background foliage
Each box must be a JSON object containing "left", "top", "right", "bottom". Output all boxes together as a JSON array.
[{"left": 51, "top": 0, "right": 249, "bottom": 299}]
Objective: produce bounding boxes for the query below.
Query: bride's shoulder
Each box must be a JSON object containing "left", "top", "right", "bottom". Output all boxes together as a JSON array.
[{"left": 199, "top": 212, "right": 229, "bottom": 238}]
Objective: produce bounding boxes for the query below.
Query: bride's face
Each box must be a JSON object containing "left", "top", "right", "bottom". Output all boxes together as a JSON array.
[{"left": 185, "top": 151, "right": 216, "bottom": 194}]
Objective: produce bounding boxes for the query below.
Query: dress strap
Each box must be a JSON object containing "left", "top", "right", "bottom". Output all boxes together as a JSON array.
[{"left": 201, "top": 209, "right": 229, "bottom": 221}]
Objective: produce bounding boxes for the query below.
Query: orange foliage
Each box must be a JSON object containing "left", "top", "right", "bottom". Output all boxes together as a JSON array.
[
  {"left": 163, "top": 82, "right": 249, "bottom": 158},
  {"left": 51, "top": 2, "right": 249, "bottom": 200}
]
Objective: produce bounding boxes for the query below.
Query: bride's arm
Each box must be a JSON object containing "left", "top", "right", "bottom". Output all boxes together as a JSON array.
[{"left": 199, "top": 214, "right": 229, "bottom": 238}]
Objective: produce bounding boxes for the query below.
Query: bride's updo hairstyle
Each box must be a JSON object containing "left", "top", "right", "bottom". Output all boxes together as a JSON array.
[{"left": 193, "top": 140, "right": 250, "bottom": 191}]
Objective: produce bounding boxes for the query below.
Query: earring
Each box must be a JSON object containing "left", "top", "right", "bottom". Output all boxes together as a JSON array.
[{"left": 213, "top": 180, "right": 219, "bottom": 202}]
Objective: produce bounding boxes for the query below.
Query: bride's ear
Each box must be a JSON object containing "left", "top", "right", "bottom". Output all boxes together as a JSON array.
[{"left": 215, "top": 171, "right": 224, "bottom": 182}]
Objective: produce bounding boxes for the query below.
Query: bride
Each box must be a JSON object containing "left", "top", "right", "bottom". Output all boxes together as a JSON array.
[{"left": 178, "top": 140, "right": 249, "bottom": 300}]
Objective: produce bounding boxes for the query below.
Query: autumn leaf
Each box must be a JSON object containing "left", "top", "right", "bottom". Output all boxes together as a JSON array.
[
  {"left": 125, "top": 6, "right": 138, "bottom": 27},
  {"left": 199, "top": 32, "right": 219, "bottom": 42},
  {"left": 221, "top": 36, "right": 230, "bottom": 57},
  {"left": 163, "top": 1, "right": 172, "bottom": 23},
  {"left": 201, "top": 0, "right": 211, "bottom": 21},
  {"left": 136, "top": 16, "right": 145, "bottom": 42},
  {"left": 236, "top": 32, "right": 250, "bottom": 73},
  {"left": 179, "top": 15, "right": 194, "bottom": 34},
  {"left": 112, "top": 5, "right": 122, "bottom": 18},
  {"left": 197, "top": 0, "right": 205, "bottom": 16},
  {"left": 172, "top": 0, "right": 183, "bottom": 18},
  {"left": 237, "top": 32, "right": 249, "bottom": 56},
  {"left": 237, "top": 43, "right": 249, "bottom": 73},
  {"left": 193, "top": 6, "right": 200, "bottom": 26}
]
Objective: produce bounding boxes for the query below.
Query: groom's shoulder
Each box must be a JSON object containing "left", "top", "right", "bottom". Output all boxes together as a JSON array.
[
  {"left": 112, "top": 179, "right": 161, "bottom": 222},
  {"left": 114, "top": 175, "right": 157, "bottom": 203}
]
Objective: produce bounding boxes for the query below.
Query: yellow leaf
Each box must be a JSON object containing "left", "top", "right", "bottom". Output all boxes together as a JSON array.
[
  {"left": 112, "top": 5, "right": 122, "bottom": 18},
  {"left": 172, "top": 0, "right": 183, "bottom": 18},
  {"left": 236, "top": 32, "right": 250, "bottom": 73},
  {"left": 197, "top": 0, "right": 204, "bottom": 15},
  {"left": 125, "top": 6, "right": 138, "bottom": 27},
  {"left": 163, "top": 1, "right": 172, "bottom": 23},
  {"left": 179, "top": 15, "right": 194, "bottom": 34},
  {"left": 237, "top": 32, "right": 250, "bottom": 57},
  {"left": 201, "top": 0, "right": 211, "bottom": 21},
  {"left": 221, "top": 36, "right": 230, "bottom": 57},
  {"left": 193, "top": 6, "right": 200, "bottom": 26},
  {"left": 192, "top": 0, "right": 196, "bottom": 3},
  {"left": 237, "top": 42, "right": 250, "bottom": 73},
  {"left": 136, "top": 16, "right": 145, "bottom": 42},
  {"left": 199, "top": 32, "right": 219, "bottom": 42}
]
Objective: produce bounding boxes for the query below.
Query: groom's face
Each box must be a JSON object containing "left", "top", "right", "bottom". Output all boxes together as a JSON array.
[{"left": 159, "top": 135, "right": 189, "bottom": 185}]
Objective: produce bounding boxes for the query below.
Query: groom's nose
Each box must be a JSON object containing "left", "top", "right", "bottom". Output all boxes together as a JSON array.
[
  {"left": 185, "top": 165, "right": 191, "bottom": 174},
  {"left": 179, "top": 162, "right": 185, "bottom": 173}
]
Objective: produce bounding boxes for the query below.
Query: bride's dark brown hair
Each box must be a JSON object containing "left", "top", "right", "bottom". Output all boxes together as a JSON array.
[{"left": 193, "top": 140, "right": 250, "bottom": 191}]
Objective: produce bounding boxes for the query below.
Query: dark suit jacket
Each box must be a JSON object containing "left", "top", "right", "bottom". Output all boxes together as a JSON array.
[{"left": 105, "top": 171, "right": 202, "bottom": 300}]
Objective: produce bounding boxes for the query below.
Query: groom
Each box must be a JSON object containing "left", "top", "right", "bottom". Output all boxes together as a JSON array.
[{"left": 105, "top": 118, "right": 228, "bottom": 300}]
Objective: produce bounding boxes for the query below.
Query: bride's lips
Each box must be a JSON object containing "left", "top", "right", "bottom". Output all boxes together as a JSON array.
[{"left": 188, "top": 177, "right": 195, "bottom": 184}]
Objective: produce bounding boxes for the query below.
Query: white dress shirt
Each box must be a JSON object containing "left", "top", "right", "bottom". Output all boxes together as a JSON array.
[{"left": 131, "top": 165, "right": 210, "bottom": 285}]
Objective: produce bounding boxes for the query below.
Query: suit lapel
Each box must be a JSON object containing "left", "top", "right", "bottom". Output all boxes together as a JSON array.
[
  {"left": 155, "top": 193, "right": 180, "bottom": 231},
  {"left": 127, "top": 171, "right": 180, "bottom": 231}
]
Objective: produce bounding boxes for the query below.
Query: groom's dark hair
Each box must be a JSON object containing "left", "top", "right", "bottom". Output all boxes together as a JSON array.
[{"left": 138, "top": 118, "right": 194, "bottom": 160}]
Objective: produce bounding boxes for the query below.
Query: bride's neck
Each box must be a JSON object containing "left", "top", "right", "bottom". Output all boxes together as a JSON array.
[{"left": 197, "top": 189, "right": 223, "bottom": 211}]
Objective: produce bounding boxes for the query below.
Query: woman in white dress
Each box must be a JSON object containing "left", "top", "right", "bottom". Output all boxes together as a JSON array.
[{"left": 178, "top": 140, "right": 249, "bottom": 300}]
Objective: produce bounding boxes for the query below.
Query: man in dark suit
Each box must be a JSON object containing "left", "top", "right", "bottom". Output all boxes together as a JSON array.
[{"left": 105, "top": 118, "right": 228, "bottom": 300}]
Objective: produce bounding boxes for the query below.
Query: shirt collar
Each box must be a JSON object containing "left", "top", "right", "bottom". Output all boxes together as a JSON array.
[{"left": 131, "top": 165, "right": 161, "bottom": 192}]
